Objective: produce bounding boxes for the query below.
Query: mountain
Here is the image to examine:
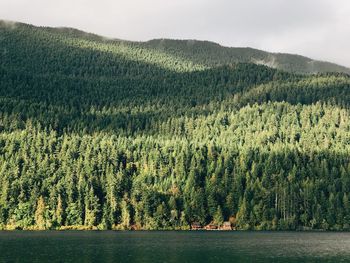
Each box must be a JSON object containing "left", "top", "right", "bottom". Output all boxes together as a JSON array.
[
  {"left": 0, "top": 20, "right": 350, "bottom": 231},
  {"left": 2, "top": 20, "right": 349, "bottom": 74},
  {"left": 142, "top": 38, "right": 350, "bottom": 75}
]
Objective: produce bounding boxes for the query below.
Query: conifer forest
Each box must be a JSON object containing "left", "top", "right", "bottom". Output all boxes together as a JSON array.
[{"left": 1, "top": 21, "right": 350, "bottom": 231}]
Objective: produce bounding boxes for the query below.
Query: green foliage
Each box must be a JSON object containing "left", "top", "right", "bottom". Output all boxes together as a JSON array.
[
  {"left": 0, "top": 21, "right": 350, "bottom": 230},
  {"left": 213, "top": 206, "right": 224, "bottom": 225},
  {"left": 142, "top": 39, "right": 350, "bottom": 74}
]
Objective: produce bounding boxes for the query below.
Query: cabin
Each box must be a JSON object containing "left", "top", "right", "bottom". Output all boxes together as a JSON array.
[
  {"left": 221, "top": 221, "right": 232, "bottom": 230},
  {"left": 205, "top": 223, "right": 218, "bottom": 230},
  {"left": 130, "top": 224, "right": 140, "bottom": 231},
  {"left": 191, "top": 222, "right": 202, "bottom": 230}
]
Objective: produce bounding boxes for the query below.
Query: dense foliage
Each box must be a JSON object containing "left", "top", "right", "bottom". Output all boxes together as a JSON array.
[
  {"left": 142, "top": 39, "right": 350, "bottom": 74},
  {"left": 0, "top": 21, "right": 350, "bottom": 230}
]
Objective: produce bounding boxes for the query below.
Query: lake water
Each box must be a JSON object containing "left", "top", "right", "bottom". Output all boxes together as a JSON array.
[{"left": 0, "top": 231, "right": 349, "bottom": 262}]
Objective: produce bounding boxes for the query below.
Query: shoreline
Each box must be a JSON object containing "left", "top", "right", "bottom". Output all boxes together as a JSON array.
[{"left": 0, "top": 227, "right": 330, "bottom": 232}]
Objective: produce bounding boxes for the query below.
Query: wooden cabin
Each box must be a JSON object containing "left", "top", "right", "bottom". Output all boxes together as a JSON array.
[
  {"left": 221, "top": 221, "right": 232, "bottom": 230},
  {"left": 205, "top": 223, "right": 218, "bottom": 230},
  {"left": 130, "top": 224, "right": 141, "bottom": 231},
  {"left": 191, "top": 222, "right": 202, "bottom": 230}
]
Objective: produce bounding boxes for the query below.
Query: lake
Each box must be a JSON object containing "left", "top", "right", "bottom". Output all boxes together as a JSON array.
[{"left": 0, "top": 231, "right": 349, "bottom": 262}]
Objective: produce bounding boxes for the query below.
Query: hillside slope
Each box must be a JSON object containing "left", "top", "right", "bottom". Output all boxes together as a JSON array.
[
  {"left": 2, "top": 20, "right": 349, "bottom": 74},
  {"left": 142, "top": 39, "right": 350, "bottom": 74},
  {"left": 0, "top": 20, "right": 350, "bottom": 231}
]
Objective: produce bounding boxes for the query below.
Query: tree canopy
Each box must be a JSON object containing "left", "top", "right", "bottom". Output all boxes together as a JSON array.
[{"left": 0, "top": 21, "right": 350, "bottom": 230}]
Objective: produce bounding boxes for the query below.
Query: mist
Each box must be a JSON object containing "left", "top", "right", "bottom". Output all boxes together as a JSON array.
[{"left": 1, "top": 0, "right": 349, "bottom": 67}]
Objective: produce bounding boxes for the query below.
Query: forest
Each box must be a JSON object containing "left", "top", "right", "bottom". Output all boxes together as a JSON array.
[{"left": 0, "top": 21, "right": 350, "bottom": 230}]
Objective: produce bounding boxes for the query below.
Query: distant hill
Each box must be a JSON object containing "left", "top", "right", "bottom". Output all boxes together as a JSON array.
[
  {"left": 142, "top": 38, "right": 350, "bottom": 74},
  {"left": 2, "top": 20, "right": 349, "bottom": 74}
]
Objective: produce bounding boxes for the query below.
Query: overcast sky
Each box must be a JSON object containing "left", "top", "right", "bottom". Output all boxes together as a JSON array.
[{"left": 1, "top": 0, "right": 349, "bottom": 67}]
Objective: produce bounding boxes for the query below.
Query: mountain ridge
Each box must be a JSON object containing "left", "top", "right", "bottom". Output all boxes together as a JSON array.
[
  {"left": 1, "top": 19, "right": 349, "bottom": 74},
  {"left": 141, "top": 38, "right": 350, "bottom": 74}
]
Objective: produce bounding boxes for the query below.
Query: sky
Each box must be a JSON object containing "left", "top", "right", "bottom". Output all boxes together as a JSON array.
[{"left": 1, "top": 0, "right": 350, "bottom": 67}]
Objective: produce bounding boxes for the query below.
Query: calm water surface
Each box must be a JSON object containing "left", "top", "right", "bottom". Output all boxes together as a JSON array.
[{"left": 0, "top": 231, "right": 349, "bottom": 263}]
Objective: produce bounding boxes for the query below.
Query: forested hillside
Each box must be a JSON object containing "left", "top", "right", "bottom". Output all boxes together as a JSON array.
[
  {"left": 142, "top": 39, "right": 350, "bottom": 75},
  {"left": 1, "top": 20, "right": 350, "bottom": 230}
]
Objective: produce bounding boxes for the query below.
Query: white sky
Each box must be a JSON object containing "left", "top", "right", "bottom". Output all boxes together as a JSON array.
[{"left": 1, "top": 0, "right": 350, "bottom": 67}]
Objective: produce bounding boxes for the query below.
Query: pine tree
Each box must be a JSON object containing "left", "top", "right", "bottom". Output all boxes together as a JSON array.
[{"left": 34, "top": 196, "right": 47, "bottom": 230}]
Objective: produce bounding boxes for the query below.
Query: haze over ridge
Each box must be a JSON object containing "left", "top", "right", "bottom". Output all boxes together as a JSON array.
[{"left": 1, "top": 0, "right": 349, "bottom": 67}]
